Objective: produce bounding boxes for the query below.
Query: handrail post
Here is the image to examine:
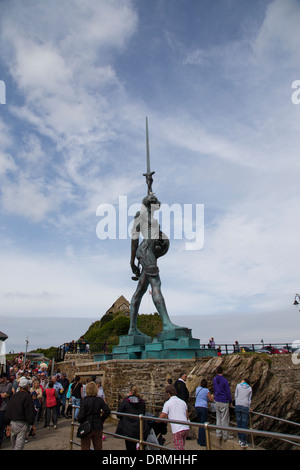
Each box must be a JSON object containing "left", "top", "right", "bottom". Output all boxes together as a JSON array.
[
  {"left": 249, "top": 412, "right": 255, "bottom": 448},
  {"left": 139, "top": 414, "right": 144, "bottom": 450},
  {"left": 69, "top": 405, "right": 75, "bottom": 450},
  {"left": 204, "top": 422, "right": 211, "bottom": 450}
]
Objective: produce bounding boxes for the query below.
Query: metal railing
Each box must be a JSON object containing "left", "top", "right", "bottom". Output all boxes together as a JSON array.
[
  {"left": 216, "top": 342, "right": 294, "bottom": 355},
  {"left": 56, "top": 342, "right": 114, "bottom": 362},
  {"left": 249, "top": 410, "right": 300, "bottom": 448},
  {"left": 69, "top": 405, "right": 300, "bottom": 451},
  {"left": 57, "top": 341, "right": 296, "bottom": 362},
  {"left": 113, "top": 389, "right": 300, "bottom": 449}
]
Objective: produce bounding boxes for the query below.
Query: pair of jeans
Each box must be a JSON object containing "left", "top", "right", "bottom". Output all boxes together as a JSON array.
[
  {"left": 235, "top": 405, "right": 249, "bottom": 444},
  {"left": 72, "top": 397, "right": 81, "bottom": 419},
  {"left": 195, "top": 406, "right": 208, "bottom": 446},
  {"left": 60, "top": 393, "right": 67, "bottom": 416}
]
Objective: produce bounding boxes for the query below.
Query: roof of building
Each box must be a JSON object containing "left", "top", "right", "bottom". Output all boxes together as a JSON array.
[
  {"left": 0, "top": 331, "right": 8, "bottom": 341},
  {"left": 105, "top": 295, "right": 130, "bottom": 315}
]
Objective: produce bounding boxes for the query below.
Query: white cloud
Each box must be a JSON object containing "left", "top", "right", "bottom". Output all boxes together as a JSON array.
[
  {"left": 2, "top": 0, "right": 137, "bottom": 125},
  {"left": 0, "top": 248, "right": 129, "bottom": 318},
  {"left": 0, "top": 0, "right": 138, "bottom": 191},
  {"left": 12, "top": 39, "right": 72, "bottom": 93},
  {"left": 253, "top": 0, "right": 300, "bottom": 63},
  {"left": 0, "top": 152, "right": 16, "bottom": 175},
  {"left": 1, "top": 176, "right": 57, "bottom": 221},
  {"left": 0, "top": 117, "right": 12, "bottom": 149},
  {"left": 0, "top": 0, "right": 140, "bottom": 226}
]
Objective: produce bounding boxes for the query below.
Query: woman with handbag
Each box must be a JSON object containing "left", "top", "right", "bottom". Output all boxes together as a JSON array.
[
  {"left": 195, "top": 379, "right": 214, "bottom": 447},
  {"left": 77, "top": 381, "right": 110, "bottom": 450}
]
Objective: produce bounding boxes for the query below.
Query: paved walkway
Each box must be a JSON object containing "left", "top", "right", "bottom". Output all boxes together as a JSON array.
[{"left": 1, "top": 415, "right": 256, "bottom": 451}]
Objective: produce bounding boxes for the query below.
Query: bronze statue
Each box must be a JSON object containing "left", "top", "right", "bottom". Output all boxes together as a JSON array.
[{"left": 128, "top": 118, "right": 179, "bottom": 336}]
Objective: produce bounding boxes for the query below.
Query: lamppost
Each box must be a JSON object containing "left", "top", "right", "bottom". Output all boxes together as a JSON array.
[
  {"left": 24, "top": 336, "right": 29, "bottom": 364},
  {"left": 293, "top": 294, "right": 300, "bottom": 310}
]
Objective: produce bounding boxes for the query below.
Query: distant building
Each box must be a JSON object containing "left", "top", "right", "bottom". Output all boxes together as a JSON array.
[{"left": 105, "top": 295, "right": 130, "bottom": 316}]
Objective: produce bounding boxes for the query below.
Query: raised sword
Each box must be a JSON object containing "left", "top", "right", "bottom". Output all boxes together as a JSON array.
[{"left": 143, "top": 117, "right": 155, "bottom": 195}]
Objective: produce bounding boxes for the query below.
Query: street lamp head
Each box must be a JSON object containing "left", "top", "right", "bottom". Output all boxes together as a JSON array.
[{"left": 293, "top": 294, "right": 300, "bottom": 305}]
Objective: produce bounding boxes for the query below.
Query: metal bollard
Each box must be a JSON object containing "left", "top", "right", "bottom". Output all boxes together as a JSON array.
[
  {"left": 139, "top": 414, "right": 144, "bottom": 450},
  {"left": 204, "top": 422, "right": 211, "bottom": 450}
]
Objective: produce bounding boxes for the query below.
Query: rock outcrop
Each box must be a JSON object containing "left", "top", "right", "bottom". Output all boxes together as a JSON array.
[{"left": 187, "top": 354, "right": 300, "bottom": 449}]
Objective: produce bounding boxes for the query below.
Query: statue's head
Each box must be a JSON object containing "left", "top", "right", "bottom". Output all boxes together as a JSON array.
[{"left": 142, "top": 193, "right": 161, "bottom": 211}]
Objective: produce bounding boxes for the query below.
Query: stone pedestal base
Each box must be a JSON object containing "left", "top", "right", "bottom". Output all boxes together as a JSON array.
[
  {"left": 112, "top": 325, "right": 217, "bottom": 360},
  {"left": 119, "top": 334, "right": 152, "bottom": 346}
]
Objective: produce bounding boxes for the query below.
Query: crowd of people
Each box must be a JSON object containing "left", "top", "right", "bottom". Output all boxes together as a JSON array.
[
  {"left": 0, "top": 355, "right": 252, "bottom": 451},
  {"left": 63, "top": 337, "right": 90, "bottom": 354},
  {"left": 114, "top": 368, "right": 252, "bottom": 451},
  {"left": 168, "top": 368, "right": 252, "bottom": 449},
  {"left": 0, "top": 354, "right": 113, "bottom": 450},
  {"left": 207, "top": 338, "right": 242, "bottom": 356}
]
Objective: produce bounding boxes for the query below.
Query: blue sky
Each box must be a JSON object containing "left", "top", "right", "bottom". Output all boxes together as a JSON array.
[{"left": 1, "top": 0, "right": 300, "bottom": 353}]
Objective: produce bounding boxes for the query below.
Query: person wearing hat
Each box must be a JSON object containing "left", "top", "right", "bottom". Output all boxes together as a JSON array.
[
  {"left": 4, "top": 376, "right": 36, "bottom": 450},
  {"left": 0, "top": 372, "right": 13, "bottom": 448}
]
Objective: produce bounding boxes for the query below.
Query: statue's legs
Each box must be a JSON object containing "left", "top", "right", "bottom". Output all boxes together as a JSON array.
[
  {"left": 149, "top": 275, "right": 179, "bottom": 331},
  {"left": 129, "top": 240, "right": 179, "bottom": 335},
  {"left": 128, "top": 271, "right": 149, "bottom": 336}
]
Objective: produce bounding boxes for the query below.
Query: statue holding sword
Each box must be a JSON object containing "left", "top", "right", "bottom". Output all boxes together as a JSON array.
[{"left": 128, "top": 118, "right": 179, "bottom": 337}]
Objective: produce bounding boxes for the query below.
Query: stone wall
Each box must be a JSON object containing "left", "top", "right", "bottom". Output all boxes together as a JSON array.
[
  {"left": 187, "top": 353, "right": 300, "bottom": 450},
  {"left": 56, "top": 356, "right": 203, "bottom": 410}
]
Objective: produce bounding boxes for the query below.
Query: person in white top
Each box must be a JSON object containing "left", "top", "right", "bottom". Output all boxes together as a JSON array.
[
  {"left": 159, "top": 384, "right": 190, "bottom": 450},
  {"left": 95, "top": 378, "right": 106, "bottom": 401}
]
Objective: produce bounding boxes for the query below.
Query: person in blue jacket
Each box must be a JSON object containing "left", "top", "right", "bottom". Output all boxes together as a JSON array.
[{"left": 195, "top": 379, "right": 214, "bottom": 446}]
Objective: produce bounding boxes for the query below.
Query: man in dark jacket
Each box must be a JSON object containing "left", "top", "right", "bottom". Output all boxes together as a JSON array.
[
  {"left": 5, "top": 376, "right": 36, "bottom": 450},
  {"left": 174, "top": 372, "right": 189, "bottom": 403},
  {"left": 0, "top": 372, "right": 13, "bottom": 448}
]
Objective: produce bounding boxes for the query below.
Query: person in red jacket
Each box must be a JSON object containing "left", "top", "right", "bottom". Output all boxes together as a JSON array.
[{"left": 44, "top": 381, "right": 58, "bottom": 429}]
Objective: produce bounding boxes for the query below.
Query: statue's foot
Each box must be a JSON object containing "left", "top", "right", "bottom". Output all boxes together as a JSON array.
[{"left": 163, "top": 321, "right": 183, "bottom": 331}]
